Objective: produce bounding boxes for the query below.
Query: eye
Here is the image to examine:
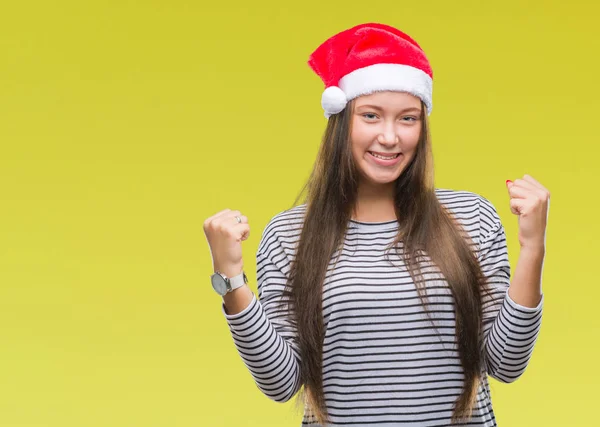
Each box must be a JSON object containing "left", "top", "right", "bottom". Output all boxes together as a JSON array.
[
  {"left": 361, "top": 113, "right": 378, "bottom": 120},
  {"left": 402, "top": 116, "right": 417, "bottom": 122}
]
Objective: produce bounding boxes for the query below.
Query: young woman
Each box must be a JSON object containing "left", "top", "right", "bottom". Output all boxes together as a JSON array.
[{"left": 204, "top": 23, "right": 549, "bottom": 426}]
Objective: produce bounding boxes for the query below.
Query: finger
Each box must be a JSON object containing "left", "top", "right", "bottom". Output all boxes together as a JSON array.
[
  {"left": 522, "top": 174, "right": 544, "bottom": 190},
  {"left": 233, "top": 214, "right": 248, "bottom": 224},
  {"left": 205, "top": 209, "right": 232, "bottom": 224},
  {"left": 509, "top": 198, "right": 525, "bottom": 215},
  {"left": 523, "top": 174, "right": 551, "bottom": 197},
  {"left": 235, "top": 224, "right": 251, "bottom": 241},
  {"left": 241, "top": 227, "right": 250, "bottom": 241},
  {"left": 512, "top": 178, "right": 539, "bottom": 192},
  {"left": 520, "top": 175, "right": 550, "bottom": 200},
  {"left": 508, "top": 184, "right": 532, "bottom": 199},
  {"left": 510, "top": 179, "right": 548, "bottom": 202},
  {"left": 212, "top": 210, "right": 243, "bottom": 227},
  {"left": 226, "top": 212, "right": 248, "bottom": 227}
]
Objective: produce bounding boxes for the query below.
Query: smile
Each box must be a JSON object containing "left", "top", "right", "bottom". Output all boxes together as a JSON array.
[
  {"left": 369, "top": 151, "right": 400, "bottom": 160},
  {"left": 368, "top": 151, "right": 403, "bottom": 166}
]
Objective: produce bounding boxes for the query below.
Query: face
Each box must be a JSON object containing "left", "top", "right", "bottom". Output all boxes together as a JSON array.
[{"left": 350, "top": 91, "right": 423, "bottom": 191}]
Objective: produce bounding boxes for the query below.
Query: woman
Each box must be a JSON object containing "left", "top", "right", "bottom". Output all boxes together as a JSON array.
[{"left": 204, "top": 23, "right": 549, "bottom": 426}]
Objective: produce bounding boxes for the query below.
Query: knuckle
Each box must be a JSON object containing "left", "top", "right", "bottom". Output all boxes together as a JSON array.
[{"left": 203, "top": 218, "right": 215, "bottom": 231}]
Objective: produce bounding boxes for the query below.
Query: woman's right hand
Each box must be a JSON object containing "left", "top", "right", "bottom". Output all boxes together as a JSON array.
[{"left": 203, "top": 209, "right": 250, "bottom": 277}]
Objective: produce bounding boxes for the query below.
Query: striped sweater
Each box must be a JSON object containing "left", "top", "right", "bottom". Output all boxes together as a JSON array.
[{"left": 221, "top": 189, "right": 543, "bottom": 426}]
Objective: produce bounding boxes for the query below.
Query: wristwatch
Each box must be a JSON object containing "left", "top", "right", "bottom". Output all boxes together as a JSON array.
[{"left": 211, "top": 270, "right": 248, "bottom": 296}]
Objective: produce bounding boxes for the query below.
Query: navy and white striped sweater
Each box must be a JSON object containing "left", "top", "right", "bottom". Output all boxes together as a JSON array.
[{"left": 221, "top": 189, "right": 543, "bottom": 426}]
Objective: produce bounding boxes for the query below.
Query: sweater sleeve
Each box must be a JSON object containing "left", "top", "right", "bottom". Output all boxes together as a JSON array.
[
  {"left": 477, "top": 196, "right": 544, "bottom": 383},
  {"left": 220, "top": 221, "right": 302, "bottom": 402}
]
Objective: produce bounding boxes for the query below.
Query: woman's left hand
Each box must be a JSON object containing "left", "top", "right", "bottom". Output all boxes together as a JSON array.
[{"left": 506, "top": 174, "right": 550, "bottom": 251}]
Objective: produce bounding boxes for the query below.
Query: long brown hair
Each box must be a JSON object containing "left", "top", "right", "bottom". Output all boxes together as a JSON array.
[{"left": 281, "top": 97, "right": 489, "bottom": 424}]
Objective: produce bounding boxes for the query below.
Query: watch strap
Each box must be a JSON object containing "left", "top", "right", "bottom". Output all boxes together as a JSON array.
[{"left": 228, "top": 271, "right": 248, "bottom": 291}]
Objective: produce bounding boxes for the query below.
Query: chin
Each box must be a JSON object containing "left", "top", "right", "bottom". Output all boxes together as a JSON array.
[{"left": 361, "top": 170, "right": 403, "bottom": 186}]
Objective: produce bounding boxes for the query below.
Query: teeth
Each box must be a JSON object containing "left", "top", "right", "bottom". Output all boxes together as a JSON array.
[{"left": 370, "top": 152, "right": 399, "bottom": 160}]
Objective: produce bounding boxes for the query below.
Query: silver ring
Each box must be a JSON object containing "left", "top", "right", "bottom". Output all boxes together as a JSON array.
[{"left": 235, "top": 216, "right": 242, "bottom": 224}]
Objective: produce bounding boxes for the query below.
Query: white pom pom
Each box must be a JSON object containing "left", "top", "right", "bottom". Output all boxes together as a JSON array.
[{"left": 321, "top": 86, "right": 347, "bottom": 118}]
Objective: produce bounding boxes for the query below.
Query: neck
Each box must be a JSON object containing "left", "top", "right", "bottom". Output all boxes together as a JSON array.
[{"left": 352, "top": 182, "right": 397, "bottom": 222}]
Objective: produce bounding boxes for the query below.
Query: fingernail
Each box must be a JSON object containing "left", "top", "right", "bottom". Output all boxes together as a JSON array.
[{"left": 506, "top": 179, "right": 512, "bottom": 186}]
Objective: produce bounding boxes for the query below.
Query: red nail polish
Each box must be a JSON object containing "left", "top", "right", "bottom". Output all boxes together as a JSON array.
[{"left": 506, "top": 179, "right": 512, "bottom": 186}]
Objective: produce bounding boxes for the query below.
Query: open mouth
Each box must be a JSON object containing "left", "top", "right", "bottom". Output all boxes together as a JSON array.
[{"left": 368, "top": 151, "right": 401, "bottom": 160}]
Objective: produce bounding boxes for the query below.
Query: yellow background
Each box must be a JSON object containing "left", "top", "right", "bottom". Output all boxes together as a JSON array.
[{"left": 1, "top": 1, "right": 598, "bottom": 426}]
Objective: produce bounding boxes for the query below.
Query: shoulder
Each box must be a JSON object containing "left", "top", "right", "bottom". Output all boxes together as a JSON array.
[
  {"left": 257, "top": 204, "right": 306, "bottom": 255},
  {"left": 435, "top": 187, "right": 500, "bottom": 215},
  {"left": 435, "top": 187, "right": 480, "bottom": 207},
  {"left": 263, "top": 204, "right": 306, "bottom": 237},
  {"left": 435, "top": 188, "right": 502, "bottom": 244}
]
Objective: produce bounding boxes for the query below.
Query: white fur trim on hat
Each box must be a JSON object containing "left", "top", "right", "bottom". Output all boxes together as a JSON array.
[{"left": 336, "top": 63, "right": 433, "bottom": 116}]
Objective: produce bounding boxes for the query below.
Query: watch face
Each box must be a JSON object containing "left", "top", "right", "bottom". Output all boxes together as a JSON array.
[{"left": 211, "top": 274, "right": 228, "bottom": 296}]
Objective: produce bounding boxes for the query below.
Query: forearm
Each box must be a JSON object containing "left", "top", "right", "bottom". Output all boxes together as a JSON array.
[
  {"left": 222, "top": 294, "right": 302, "bottom": 402},
  {"left": 223, "top": 284, "right": 254, "bottom": 315},
  {"left": 507, "top": 246, "right": 545, "bottom": 308},
  {"left": 484, "top": 249, "right": 544, "bottom": 382}
]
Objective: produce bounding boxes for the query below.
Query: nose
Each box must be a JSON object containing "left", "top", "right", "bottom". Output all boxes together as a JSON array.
[{"left": 377, "top": 124, "right": 399, "bottom": 145}]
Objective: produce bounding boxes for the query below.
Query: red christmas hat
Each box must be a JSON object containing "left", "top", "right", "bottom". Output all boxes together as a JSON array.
[{"left": 308, "top": 23, "right": 433, "bottom": 118}]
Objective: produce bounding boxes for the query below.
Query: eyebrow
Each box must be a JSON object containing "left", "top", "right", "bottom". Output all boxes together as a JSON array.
[{"left": 356, "top": 104, "right": 422, "bottom": 113}]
